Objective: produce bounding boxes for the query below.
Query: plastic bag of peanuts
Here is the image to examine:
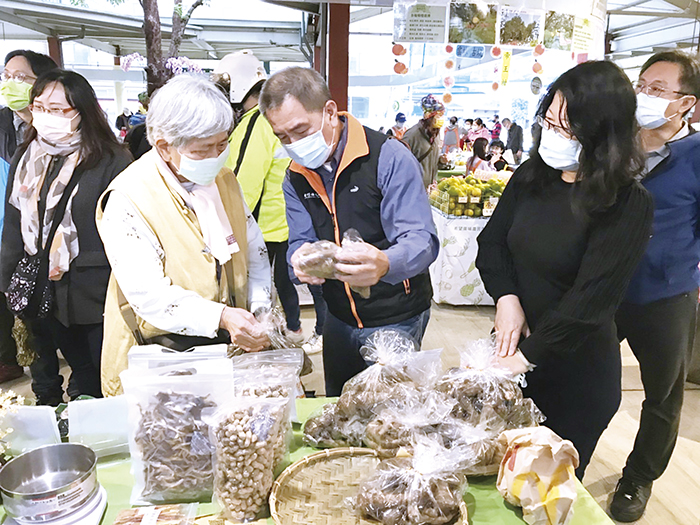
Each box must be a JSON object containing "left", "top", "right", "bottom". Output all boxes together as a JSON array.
[
  {"left": 208, "top": 396, "right": 288, "bottom": 523},
  {"left": 232, "top": 366, "right": 297, "bottom": 466}
]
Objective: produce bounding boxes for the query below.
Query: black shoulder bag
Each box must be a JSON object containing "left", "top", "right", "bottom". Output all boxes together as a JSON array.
[{"left": 6, "top": 164, "right": 84, "bottom": 320}]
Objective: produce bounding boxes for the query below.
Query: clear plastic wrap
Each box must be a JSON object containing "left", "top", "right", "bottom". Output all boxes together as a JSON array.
[
  {"left": 230, "top": 348, "right": 305, "bottom": 421},
  {"left": 110, "top": 504, "right": 197, "bottom": 525},
  {"left": 119, "top": 360, "right": 233, "bottom": 505},
  {"left": 336, "top": 330, "right": 441, "bottom": 419},
  {"left": 209, "top": 396, "right": 288, "bottom": 523},
  {"left": 302, "top": 402, "right": 367, "bottom": 448},
  {"left": 363, "top": 390, "right": 457, "bottom": 458},
  {"left": 352, "top": 435, "right": 469, "bottom": 525},
  {"left": 294, "top": 228, "right": 371, "bottom": 299},
  {"left": 232, "top": 366, "right": 296, "bottom": 466},
  {"left": 68, "top": 396, "right": 129, "bottom": 458},
  {"left": 127, "top": 344, "right": 228, "bottom": 371},
  {"left": 436, "top": 338, "right": 544, "bottom": 430}
]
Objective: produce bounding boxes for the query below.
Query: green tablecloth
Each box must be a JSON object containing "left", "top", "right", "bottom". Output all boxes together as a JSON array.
[{"left": 1, "top": 398, "right": 613, "bottom": 525}]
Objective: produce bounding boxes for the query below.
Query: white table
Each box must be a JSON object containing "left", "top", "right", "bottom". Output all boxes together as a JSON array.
[{"left": 429, "top": 208, "right": 494, "bottom": 306}]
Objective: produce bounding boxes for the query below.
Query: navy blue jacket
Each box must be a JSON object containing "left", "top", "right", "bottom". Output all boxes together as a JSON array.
[{"left": 625, "top": 130, "right": 700, "bottom": 304}]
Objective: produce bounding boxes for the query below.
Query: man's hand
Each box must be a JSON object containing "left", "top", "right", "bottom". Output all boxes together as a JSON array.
[
  {"left": 494, "top": 294, "right": 531, "bottom": 357},
  {"left": 290, "top": 243, "right": 326, "bottom": 285},
  {"left": 219, "top": 307, "right": 269, "bottom": 352},
  {"left": 335, "top": 242, "right": 390, "bottom": 288}
]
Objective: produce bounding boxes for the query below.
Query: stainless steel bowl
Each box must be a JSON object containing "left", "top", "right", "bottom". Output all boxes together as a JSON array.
[{"left": 0, "top": 443, "right": 98, "bottom": 522}]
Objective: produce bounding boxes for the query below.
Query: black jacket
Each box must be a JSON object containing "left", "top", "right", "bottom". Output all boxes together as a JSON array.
[
  {"left": 0, "top": 107, "right": 18, "bottom": 165},
  {"left": 506, "top": 123, "right": 524, "bottom": 153},
  {"left": 0, "top": 142, "right": 132, "bottom": 326}
]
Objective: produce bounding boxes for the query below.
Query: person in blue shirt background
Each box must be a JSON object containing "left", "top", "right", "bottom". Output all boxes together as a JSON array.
[
  {"left": 611, "top": 50, "right": 700, "bottom": 523},
  {"left": 0, "top": 49, "right": 57, "bottom": 384}
]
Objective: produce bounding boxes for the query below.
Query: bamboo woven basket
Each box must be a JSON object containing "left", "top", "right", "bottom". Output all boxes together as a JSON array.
[{"left": 269, "top": 447, "right": 468, "bottom": 525}]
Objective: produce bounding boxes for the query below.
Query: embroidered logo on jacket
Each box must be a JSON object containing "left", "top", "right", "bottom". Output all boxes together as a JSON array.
[{"left": 304, "top": 192, "right": 321, "bottom": 200}]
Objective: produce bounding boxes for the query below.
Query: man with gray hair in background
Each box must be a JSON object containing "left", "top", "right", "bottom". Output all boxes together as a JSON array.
[{"left": 259, "top": 67, "right": 439, "bottom": 396}]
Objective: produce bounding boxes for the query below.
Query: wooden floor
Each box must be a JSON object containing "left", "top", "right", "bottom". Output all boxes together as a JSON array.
[{"left": 3, "top": 302, "right": 699, "bottom": 525}]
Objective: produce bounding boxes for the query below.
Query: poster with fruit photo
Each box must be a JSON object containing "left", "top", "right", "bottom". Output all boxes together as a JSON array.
[
  {"left": 448, "top": 2, "right": 498, "bottom": 44},
  {"left": 544, "top": 11, "right": 575, "bottom": 51},
  {"left": 496, "top": 6, "right": 544, "bottom": 48}
]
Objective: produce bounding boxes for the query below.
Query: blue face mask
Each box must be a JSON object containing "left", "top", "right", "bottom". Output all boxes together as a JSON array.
[
  {"left": 283, "top": 114, "right": 333, "bottom": 169},
  {"left": 177, "top": 143, "right": 230, "bottom": 186}
]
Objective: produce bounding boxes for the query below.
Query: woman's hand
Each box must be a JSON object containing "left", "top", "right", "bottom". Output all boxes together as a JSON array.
[
  {"left": 494, "top": 294, "right": 531, "bottom": 357},
  {"left": 495, "top": 350, "right": 532, "bottom": 375},
  {"left": 219, "top": 307, "right": 269, "bottom": 352}
]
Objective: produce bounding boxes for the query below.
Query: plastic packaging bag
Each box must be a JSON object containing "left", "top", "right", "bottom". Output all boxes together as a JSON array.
[
  {"left": 68, "top": 396, "right": 129, "bottom": 458},
  {"left": 209, "top": 396, "right": 288, "bottom": 522},
  {"left": 127, "top": 344, "right": 228, "bottom": 371},
  {"left": 232, "top": 366, "right": 296, "bottom": 465},
  {"left": 363, "top": 390, "right": 457, "bottom": 458},
  {"left": 436, "top": 338, "right": 544, "bottom": 429},
  {"left": 111, "top": 503, "right": 197, "bottom": 525},
  {"left": 0, "top": 406, "right": 60, "bottom": 457},
  {"left": 336, "top": 330, "right": 441, "bottom": 419},
  {"left": 230, "top": 348, "right": 305, "bottom": 421},
  {"left": 302, "top": 402, "right": 367, "bottom": 448},
  {"left": 352, "top": 435, "right": 469, "bottom": 525},
  {"left": 120, "top": 360, "right": 234, "bottom": 505},
  {"left": 497, "top": 427, "right": 579, "bottom": 525},
  {"left": 294, "top": 228, "right": 371, "bottom": 299}
]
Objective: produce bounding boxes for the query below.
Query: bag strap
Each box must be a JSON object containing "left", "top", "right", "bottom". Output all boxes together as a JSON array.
[
  {"left": 417, "top": 144, "right": 433, "bottom": 164},
  {"left": 117, "top": 284, "right": 146, "bottom": 345},
  {"left": 234, "top": 108, "right": 265, "bottom": 220},
  {"left": 233, "top": 109, "right": 261, "bottom": 176},
  {"left": 40, "top": 160, "right": 85, "bottom": 257}
]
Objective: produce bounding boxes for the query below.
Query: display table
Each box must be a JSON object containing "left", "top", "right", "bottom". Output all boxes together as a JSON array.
[
  {"left": 429, "top": 207, "right": 494, "bottom": 306},
  {"left": 0, "top": 398, "right": 613, "bottom": 525},
  {"left": 437, "top": 169, "right": 465, "bottom": 181}
]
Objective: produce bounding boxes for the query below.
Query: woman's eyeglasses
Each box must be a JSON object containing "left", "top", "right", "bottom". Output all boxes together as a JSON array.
[
  {"left": 30, "top": 104, "right": 75, "bottom": 116},
  {"left": 1, "top": 71, "right": 36, "bottom": 84}
]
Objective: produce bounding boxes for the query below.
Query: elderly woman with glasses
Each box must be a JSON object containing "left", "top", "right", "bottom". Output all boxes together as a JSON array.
[
  {"left": 0, "top": 69, "right": 132, "bottom": 404},
  {"left": 96, "top": 74, "right": 272, "bottom": 396}
]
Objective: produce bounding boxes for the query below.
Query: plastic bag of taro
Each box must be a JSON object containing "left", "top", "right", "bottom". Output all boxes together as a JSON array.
[
  {"left": 363, "top": 389, "right": 458, "bottom": 458},
  {"left": 435, "top": 338, "right": 544, "bottom": 431},
  {"left": 119, "top": 360, "right": 233, "bottom": 505},
  {"left": 293, "top": 228, "right": 371, "bottom": 299},
  {"left": 302, "top": 402, "right": 368, "bottom": 448},
  {"left": 208, "top": 396, "right": 288, "bottom": 523},
  {"left": 349, "top": 434, "right": 471, "bottom": 525},
  {"left": 335, "top": 330, "right": 442, "bottom": 420}
]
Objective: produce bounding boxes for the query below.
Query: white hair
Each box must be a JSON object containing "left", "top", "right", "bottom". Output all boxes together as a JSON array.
[{"left": 147, "top": 74, "right": 233, "bottom": 148}]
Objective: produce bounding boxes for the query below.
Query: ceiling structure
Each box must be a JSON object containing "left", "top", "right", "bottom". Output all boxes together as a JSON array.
[
  {"left": 0, "top": 0, "right": 698, "bottom": 68},
  {"left": 0, "top": 0, "right": 307, "bottom": 62}
]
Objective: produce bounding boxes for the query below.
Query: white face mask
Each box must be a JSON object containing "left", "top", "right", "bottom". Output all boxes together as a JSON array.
[
  {"left": 538, "top": 126, "right": 582, "bottom": 171},
  {"left": 284, "top": 114, "right": 333, "bottom": 169},
  {"left": 177, "top": 143, "right": 230, "bottom": 186},
  {"left": 32, "top": 112, "right": 80, "bottom": 145},
  {"left": 636, "top": 92, "right": 674, "bottom": 129}
]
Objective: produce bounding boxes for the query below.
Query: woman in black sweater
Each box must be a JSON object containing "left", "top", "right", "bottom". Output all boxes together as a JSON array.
[
  {"left": 476, "top": 61, "right": 654, "bottom": 478},
  {"left": 1, "top": 70, "right": 132, "bottom": 404}
]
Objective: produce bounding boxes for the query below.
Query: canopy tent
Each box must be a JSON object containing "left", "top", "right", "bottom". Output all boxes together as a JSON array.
[{"left": 0, "top": 0, "right": 308, "bottom": 63}]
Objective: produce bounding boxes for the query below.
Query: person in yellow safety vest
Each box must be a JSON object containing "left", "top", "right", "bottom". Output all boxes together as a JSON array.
[{"left": 212, "top": 51, "right": 327, "bottom": 353}]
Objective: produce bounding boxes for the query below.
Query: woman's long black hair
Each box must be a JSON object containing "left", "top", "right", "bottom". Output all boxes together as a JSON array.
[
  {"left": 467, "top": 137, "right": 489, "bottom": 171},
  {"left": 519, "top": 60, "right": 645, "bottom": 215},
  {"left": 24, "top": 69, "right": 123, "bottom": 169}
]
